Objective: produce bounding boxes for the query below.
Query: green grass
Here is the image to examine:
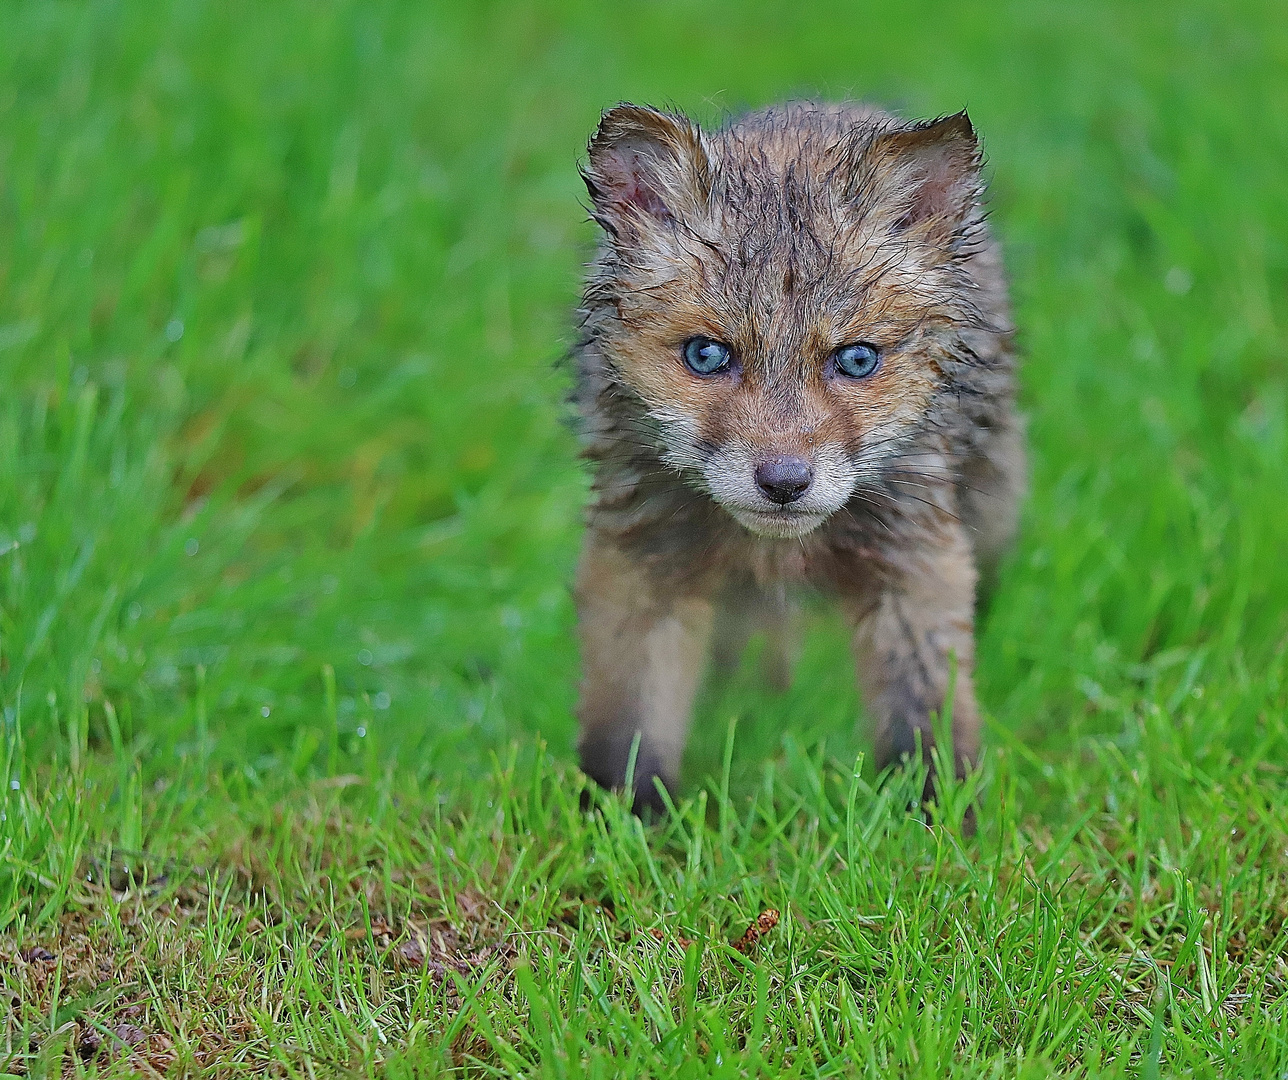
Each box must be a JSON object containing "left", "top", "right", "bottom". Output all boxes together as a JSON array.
[{"left": 2, "top": 0, "right": 1287, "bottom": 1075}]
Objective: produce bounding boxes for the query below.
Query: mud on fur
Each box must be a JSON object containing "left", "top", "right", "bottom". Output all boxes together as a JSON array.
[{"left": 570, "top": 101, "right": 1025, "bottom": 818}]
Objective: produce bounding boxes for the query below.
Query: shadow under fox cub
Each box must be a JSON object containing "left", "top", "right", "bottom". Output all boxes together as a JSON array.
[{"left": 571, "top": 101, "right": 1024, "bottom": 815}]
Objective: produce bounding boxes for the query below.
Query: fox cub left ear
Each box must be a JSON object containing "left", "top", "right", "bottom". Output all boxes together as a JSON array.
[
  {"left": 582, "top": 104, "right": 711, "bottom": 240},
  {"left": 855, "top": 111, "right": 984, "bottom": 241}
]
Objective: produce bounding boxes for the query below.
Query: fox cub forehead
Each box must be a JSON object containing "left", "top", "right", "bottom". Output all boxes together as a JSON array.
[{"left": 581, "top": 102, "right": 987, "bottom": 330}]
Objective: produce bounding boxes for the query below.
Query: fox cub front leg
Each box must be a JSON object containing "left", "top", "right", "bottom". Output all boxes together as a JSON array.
[
  {"left": 849, "top": 525, "right": 981, "bottom": 798},
  {"left": 575, "top": 532, "right": 714, "bottom": 814}
]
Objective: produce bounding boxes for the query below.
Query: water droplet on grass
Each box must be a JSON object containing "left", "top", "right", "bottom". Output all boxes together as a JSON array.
[{"left": 1164, "top": 266, "right": 1192, "bottom": 295}]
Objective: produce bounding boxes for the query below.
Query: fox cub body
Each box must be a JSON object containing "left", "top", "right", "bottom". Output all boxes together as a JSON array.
[{"left": 571, "top": 102, "right": 1024, "bottom": 814}]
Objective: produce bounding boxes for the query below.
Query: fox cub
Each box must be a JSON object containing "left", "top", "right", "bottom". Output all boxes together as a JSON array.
[{"left": 571, "top": 102, "right": 1024, "bottom": 815}]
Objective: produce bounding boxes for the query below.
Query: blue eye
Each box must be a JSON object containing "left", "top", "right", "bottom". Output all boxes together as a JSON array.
[
  {"left": 682, "top": 336, "right": 733, "bottom": 376},
  {"left": 833, "top": 342, "right": 881, "bottom": 379}
]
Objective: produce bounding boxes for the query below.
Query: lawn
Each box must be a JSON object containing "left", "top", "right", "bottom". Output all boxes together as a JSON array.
[{"left": 2, "top": 0, "right": 1287, "bottom": 1075}]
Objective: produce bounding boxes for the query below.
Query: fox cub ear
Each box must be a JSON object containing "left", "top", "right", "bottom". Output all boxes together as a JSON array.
[
  {"left": 853, "top": 111, "right": 983, "bottom": 241},
  {"left": 583, "top": 104, "right": 710, "bottom": 239}
]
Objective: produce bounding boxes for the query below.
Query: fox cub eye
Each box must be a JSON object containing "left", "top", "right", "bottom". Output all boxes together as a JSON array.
[
  {"left": 682, "top": 336, "right": 733, "bottom": 376},
  {"left": 832, "top": 342, "right": 881, "bottom": 379}
]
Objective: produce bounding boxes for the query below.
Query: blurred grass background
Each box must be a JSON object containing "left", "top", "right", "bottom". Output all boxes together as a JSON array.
[
  {"left": 1, "top": 0, "right": 1288, "bottom": 1071},
  {"left": 3, "top": 0, "right": 1285, "bottom": 791}
]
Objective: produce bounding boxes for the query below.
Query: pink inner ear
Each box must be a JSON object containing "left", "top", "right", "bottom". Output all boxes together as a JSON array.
[
  {"left": 895, "top": 169, "right": 962, "bottom": 231},
  {"left": 600, "top": 151, "right": 673, "bottom": 223},
  {"left": 874, "top": 115, "right": 979, "bottom": 233},
  {"left": 619, "top": 167, "right": 671, "bottom": 221}
]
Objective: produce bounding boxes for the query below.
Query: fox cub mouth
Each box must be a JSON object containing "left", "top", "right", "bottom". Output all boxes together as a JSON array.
[{"left": 726, "top": 507, "right": 827, "bottom": 539}]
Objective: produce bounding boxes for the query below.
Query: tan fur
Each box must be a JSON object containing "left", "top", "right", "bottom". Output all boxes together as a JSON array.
[{"left": 571, "top": 101, "right": 1025, "bottom": 814}]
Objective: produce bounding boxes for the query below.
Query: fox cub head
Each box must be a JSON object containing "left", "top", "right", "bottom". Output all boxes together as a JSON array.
[{"left": 580, "top": 103, "right": 1000, "bottom": 539}]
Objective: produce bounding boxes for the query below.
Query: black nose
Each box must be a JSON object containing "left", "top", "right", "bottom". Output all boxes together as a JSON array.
[{"left": 754, "top": 456, "right": 814, "bottom": 504}]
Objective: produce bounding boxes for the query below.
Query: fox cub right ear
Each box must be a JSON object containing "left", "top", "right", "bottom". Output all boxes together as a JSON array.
[
  {"left": 856, "top": 111, "right": 984, "bottom": 244},
  {"left": 583, "top": 104, "right": 710, "bottom": 240}
]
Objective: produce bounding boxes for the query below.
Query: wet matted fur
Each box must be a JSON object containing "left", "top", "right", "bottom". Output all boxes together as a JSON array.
[{"left": 571, "top": 101, "right": 1025, "bottom": 815}]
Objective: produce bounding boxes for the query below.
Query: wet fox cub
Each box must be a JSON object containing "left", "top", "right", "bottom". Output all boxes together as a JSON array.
[{"left": 571, "top": 102, "right": 1024, "bottom": 814}]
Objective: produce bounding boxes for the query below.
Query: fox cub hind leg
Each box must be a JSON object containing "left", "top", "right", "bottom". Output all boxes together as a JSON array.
[
  {"left": 959, "top": 417, "right": 1027, "bottom": 610},
  {"left": 710, "top": 581, "right": 799, "bottom": 692}
]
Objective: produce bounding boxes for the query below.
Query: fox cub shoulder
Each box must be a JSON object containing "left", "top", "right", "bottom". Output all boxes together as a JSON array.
[{"left": 571, "top": 102, "right": 1024, "bottom": 815}]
